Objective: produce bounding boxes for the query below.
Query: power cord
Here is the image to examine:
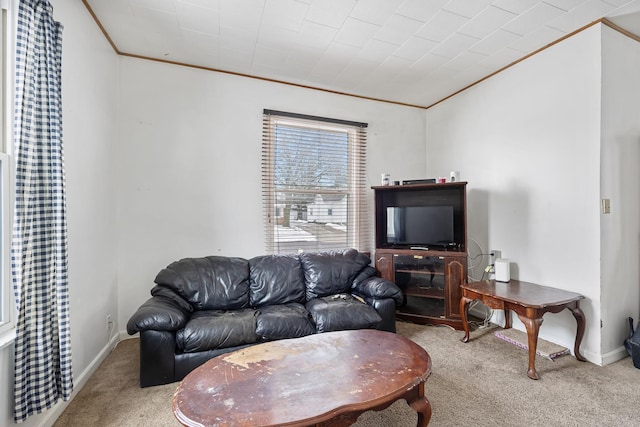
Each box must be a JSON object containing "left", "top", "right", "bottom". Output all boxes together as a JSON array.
[
  {"left": 468, "top": 300, "right": 493, "bottom": 329},
  {"left": 467, "top": 238, "right": 495, "bottom": 328},
  {"left": 479, "top": 264, "right": 492, "bottom": 281},
  {"left": 467, "top": 238, "right": 496, "bottom": 280},
  {"left": 468, "top": 252, "right": 495, "bottom": 260}
]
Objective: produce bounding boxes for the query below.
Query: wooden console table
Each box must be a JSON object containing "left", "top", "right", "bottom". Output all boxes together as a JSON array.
[
  {"left": 173, "top": 329, "right": 432, "bottom": 426},
  {"left": 460, "top": 279, "right": 586, "bottom": 379}
]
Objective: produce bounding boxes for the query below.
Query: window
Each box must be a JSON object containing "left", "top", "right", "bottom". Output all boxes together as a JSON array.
[
  {"left": 0, "top": 153, "right": 11, "bottom": 339},
  {"left": 0, "top": 0, "right": 15, "bottom": 342},
  {"left": 262, "top": 110, "right": 369, "bottom": 255}
]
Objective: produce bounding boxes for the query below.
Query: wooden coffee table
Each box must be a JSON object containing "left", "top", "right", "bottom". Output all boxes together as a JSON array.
[
  {"left": 173, "top": 329, "right": 432, "bottom": 426},
  {"left": 460, "top": 279, "right": 586, "bottom": 379}
]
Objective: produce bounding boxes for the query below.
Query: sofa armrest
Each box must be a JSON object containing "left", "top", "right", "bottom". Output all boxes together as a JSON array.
[
  {"left": 139, "top": 330, "right": 177, "bottom": 387},
  {"left": 364, "top": 297, "right": 397, "bottom": 332},
  {"left": 127, "top": 296, "right": 191, "bottom": 334},
  {"left": 352, "top": 276, "right": 403, "bottom": 306}
]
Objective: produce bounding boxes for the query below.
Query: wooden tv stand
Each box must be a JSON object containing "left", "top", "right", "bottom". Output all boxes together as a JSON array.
[
  {"left": 372, "top": 182, "right": 468, "bottom": 329},
  {"left": 375, "top": 248, "right": 467, "bottom": 329}
]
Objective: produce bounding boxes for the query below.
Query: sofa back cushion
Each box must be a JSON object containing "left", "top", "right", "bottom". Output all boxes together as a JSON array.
[
  {"left": 300, "top": 249, "right": 371, "bottom": 300},
  {"left": 154, "top": 256, "right": 250, "bottom": 310},
  {"left": 249, "top": 255, "right": 306, "bottom": 307}
]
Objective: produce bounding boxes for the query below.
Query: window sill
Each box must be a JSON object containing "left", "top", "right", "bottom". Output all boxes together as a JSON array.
[{"left": 0, "top": 327, "right": 16, "bottom": 349}]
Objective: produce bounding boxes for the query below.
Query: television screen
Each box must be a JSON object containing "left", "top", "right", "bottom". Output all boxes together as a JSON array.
[{"left": 386, "top": 205, "right": 454, "bottom": 247}]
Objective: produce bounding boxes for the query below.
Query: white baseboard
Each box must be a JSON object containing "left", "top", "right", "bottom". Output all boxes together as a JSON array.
[
  {"left": 37, "top": 331, "right": 122, "bottom": 427},
  {"left": 601, "top": 345, "right": 630, "bottom": 366},
  {"left": 122, "top": 330, "right": 138, "bottom": 340}
]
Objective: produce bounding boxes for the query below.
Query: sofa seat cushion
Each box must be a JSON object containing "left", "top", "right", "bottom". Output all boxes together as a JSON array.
[
  {"left": 256, "top": 303, "right": 316, "bottom": 340},
  {"left": 306, "top": 294, "right": 382, "bottom": 333},
  {"left": 177, "top": 309, "right": 259, "bottom": 353}
]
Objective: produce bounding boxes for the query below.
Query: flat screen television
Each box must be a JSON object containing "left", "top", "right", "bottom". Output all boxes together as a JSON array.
[{"left": 386, "top": 205, "right": 455, "bottom": 249}]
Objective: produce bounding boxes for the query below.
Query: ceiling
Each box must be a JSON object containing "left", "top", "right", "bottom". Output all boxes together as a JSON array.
[{"left": 84, "top": 0, "right": 640, "bottom": 108}]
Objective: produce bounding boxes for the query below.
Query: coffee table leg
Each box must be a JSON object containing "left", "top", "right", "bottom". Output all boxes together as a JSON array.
[
  {"left": 460, "top": 296, "right": 472, "bottom": 343},
  {"left": 517, "top": 315, "right": 543, "bottom": 380},
  {"left": 408, "top": 382, "right": 432, "bottom": 427},
  {"left": 568, "top": 303, "right": 587, "bottom": 362}
]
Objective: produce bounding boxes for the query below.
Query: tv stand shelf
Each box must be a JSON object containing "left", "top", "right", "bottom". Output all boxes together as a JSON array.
[
  {"left": 404, "top": 286, "right": 445, "bottom": 299},
  {"left": 372, "top": 183, "right": 468, "bottom": 330}
]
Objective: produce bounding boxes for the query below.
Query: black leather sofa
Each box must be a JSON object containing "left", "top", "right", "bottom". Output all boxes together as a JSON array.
[{"left": 127, "top": 248, "right": 403, "bottom": 387}]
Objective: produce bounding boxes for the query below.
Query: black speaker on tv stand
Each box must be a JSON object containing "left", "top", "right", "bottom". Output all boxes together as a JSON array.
[{"left": 402, "top": 179, "right": 436, "bottom": 185}]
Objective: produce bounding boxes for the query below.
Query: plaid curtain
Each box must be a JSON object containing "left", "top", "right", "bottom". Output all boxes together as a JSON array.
[{"left": 12, "top": 0, "right": 72, "bottom": 423}]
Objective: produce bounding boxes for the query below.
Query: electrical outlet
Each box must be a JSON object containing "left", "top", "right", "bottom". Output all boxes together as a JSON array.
[
  {"left": 489, "top": 250, "right": 501, "bottom": 270},
  {"left": 106, "top": 314, "right": 113, "bottom": 332}
]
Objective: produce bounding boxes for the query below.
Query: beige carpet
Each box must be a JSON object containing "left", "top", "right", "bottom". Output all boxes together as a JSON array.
[{"left": 54, "top": 321, "right": 640, "bottom": 426}]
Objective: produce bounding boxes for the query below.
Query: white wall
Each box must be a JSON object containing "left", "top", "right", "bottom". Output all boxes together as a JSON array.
[
  {"left": 1, "top": 0, "right": 119, "bottom": 425},
  {"left": 600, "top": 25, "right": 640, "bottom": 361},
  {"left": 426, "top": 25, "right": 604, "bottom": 362},
  {"left": 115, "top": 57, "right": 427, "bottom": 334},
  {"left": 6, "top": 7, "right": 637, "bottom": 427}
]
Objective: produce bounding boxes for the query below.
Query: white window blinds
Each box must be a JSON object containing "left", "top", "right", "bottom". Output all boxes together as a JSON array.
[{"left": 262, "top": 110, "right": 369, "bottom": 255}]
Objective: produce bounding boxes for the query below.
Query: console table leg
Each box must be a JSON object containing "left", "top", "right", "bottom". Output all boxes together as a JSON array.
[
  {"left": 568, "top": 303, "right": 587, "bottom": 362},
  {"left": 504, "top": 309, "right": 511, "bottom": 329},
  {"left": 460, "top": 297, "right": 472, "bottom": 343},
  {"left": 517, "top": 315, "right": 543, "bottom": 380}
]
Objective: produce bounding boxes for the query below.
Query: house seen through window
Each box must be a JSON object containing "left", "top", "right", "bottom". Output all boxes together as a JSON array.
[{"left": 262, "top": 110, "right": 369, "bottom": 255}]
